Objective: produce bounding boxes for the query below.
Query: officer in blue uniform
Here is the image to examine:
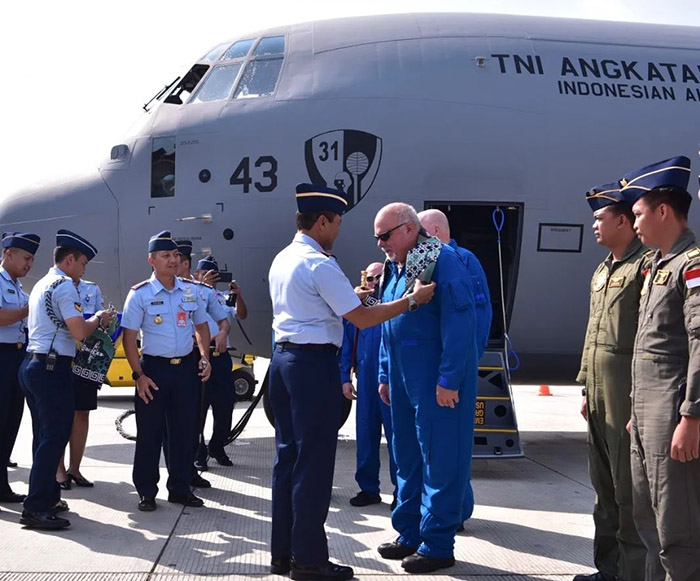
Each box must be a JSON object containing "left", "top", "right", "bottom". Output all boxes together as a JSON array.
[
  {"left": 375, "top": 203, "right": 478, "bottom": 574},
  {"left": 19, "top": 230, "right": 113, "bottom": 529},
  {"left": 340, "top": 262, "right": 397, "bottom": 509},
  {"left": 0, "top": 232, "right": 40, "bottom": 505},
  {"left": 121, "top": 231, "right": 212, "bottom": 512},
  {"left": 57, "top": 278, "right": 105, "bottom": 489},
  {"left": 268, "top": 184, "right": 435, "bottom": 580},
  {"left": 193, "top": 256, "right": 240, "bottom": 467}
]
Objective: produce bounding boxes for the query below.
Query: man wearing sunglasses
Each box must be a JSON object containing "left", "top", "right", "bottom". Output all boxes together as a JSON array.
[
  {"left": 267, "top": 184, "right": 435, "bottom": 581},
  {"left": 374, "top": 203, "right": 478, "bottom": 574},
  {"left": 340, "top": 261, "right": 397, "bottom": 510}
]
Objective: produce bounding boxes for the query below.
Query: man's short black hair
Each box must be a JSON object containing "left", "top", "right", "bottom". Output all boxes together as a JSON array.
[
  {"left": 54, "top": 246, "right": 84, "bottom": 264},
  {"left": 605, "top": 202, "right": 635, "bottom": 225},
  {"left": 296, "top": 211, "right": 338, "bottom": 231},
  {"left": 643, "top": 187, "right": 691, "bottom": 220}
]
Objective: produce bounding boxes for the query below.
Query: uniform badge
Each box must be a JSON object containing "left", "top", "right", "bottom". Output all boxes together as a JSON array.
[
  {"left": 182, "top": 286, "right": 196, "bottom": 303},
  {"left": 608, "top": 276, "right": 625, "bottom": 288},
  {"left": 653, "top": 270, "right": 670, "bottom": 285},
  {"left": 74, "top": 302, "right": 83, "bottom": 312},
  {"left": 154, "top": 314, "right": 163, "bottom": 325},
  {"left": 593, "top": 270, "right": 608, "bottom": 292},
  {"left": 686, "top": 248, "right": 700, "bottom": 260},
  {"left": 177, "top": 311, "right": 187, "bottom": 327},
  {"left": 685, "top": 267, "right": 700, "bottom": 289}
]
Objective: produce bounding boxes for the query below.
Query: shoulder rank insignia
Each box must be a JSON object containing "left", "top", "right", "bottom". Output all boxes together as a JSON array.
[
  {"left": 609, "top": 276, "right": 625, "bottom": 288},
  {"left": 190, "top": 280, "right": 213, "bottom": 289},
  {"left": 593, "top": 269, "right": 608, "bottom": 292},
  {"left": 131, "top": 280, "right": 149, "bottom": 290},
  {"left": 686, "top": 247, "right": 700, "bottom": 260},
  {"left": 653, "top": 270, "right": 671, "bottom": 286}
]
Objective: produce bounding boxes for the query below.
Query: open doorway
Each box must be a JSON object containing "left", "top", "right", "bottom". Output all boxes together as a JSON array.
[{"left": 424, "top": 202, "right": 523, "bottom": 348}]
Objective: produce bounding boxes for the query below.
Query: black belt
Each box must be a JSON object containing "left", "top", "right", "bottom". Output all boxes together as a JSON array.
[
  {"left": 143, "top": 351, "right": 194, "bottom": 365},
  {"left": 0, "top": 342, "right": 26, "bottom": 351},
  {"left": 25, "top": 352, "right": 72, "bottom": 363},
  {"left": 277, "top": 341, "right": 339, "bottom": 354}
]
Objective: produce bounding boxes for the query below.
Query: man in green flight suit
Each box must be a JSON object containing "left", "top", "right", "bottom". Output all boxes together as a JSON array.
[
  {"left": 575, "top": 182, "right": 649, "bottom": 581},
  {"left": 621, "top": 156, "right": 700, "bottom": 581}
]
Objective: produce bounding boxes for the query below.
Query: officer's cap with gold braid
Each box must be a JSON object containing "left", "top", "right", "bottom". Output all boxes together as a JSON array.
[
  {"left": 620, "top": 156, "right": 692, "bottom": 205},
  {"left": 296, "top": 183, "right": 348, "bottom": 215},
  {"left": 585, "top": 182, "right": 626, "bottom": 212},
  {"left": 175, "top": 239, "right": 193, "bottom": 258},
  {"left": 148, "top": 230, "right": 177, "bottom": 252},
  {"left": 2, "top": 232, "right": 40, "bottom": 255},
  {"left": 56, "top": 229, "right": 97, "bottom": 261}
]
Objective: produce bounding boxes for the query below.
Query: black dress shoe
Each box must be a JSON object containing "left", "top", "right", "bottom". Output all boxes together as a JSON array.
[
  {"left": 349, "top": 490, "right": 381, "bottom": 507},
  {"left": 57, "top": 479, "right": 71, "bottom": 491},
  {"left": 193, "top": 459, "right": 208, "bottom": 471},
  {"left": 0, "top": 491, "right": 26, "bottom": 503},
  {"left": 168, "top": 493, "right": 204, "bottom": 507},
  {"left": 401, "top": 553, "right": 455, "bottom": 573},
  {"left": 191, "top": 474, "right": 211, "bottom": 488},
  {"left": 377, "top": 541, "right": 417, "bottom": 560},
  {"left": 20, "top": 510, "right": 70, "bottom": 530},
  {"left": 138, "top": 496, "right": 157, "bottom": 512},
  {"left": 573, "top": 573, "right": 613, "bottom": 581},
  {"left": 213, "top": 454, "right": 233, "bottom": 466},
  {"left": 7, "top": 460, "right": 17, "bottom": 468},
  {"left": 290, "top": 560, "right": 354, "bottom": 581},
  {"left": 270, "top": 557, "right": 291, "bottom": 575},
  {"left": 51, "top": 500, "right": 69, "bottom": 514},
  {"left": 67, "top": 470, "right": 94, "bottom": 487}
]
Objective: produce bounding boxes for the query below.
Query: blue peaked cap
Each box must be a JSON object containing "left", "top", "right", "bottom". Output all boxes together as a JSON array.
[
  {"left": 585, "top": 182, "right": 626, "bottom": 212},
  {"left": 176, "top": 239, "right": 193, "bottom": 257},
  {"left": 620, "top": 156, "right": 692, "bottom": 205},
  {"left": 2, "top": 232, "right": 40, "bottom": 255},
  {"left": 295, "top": 183, "right": 348, "bottom": 215},
  {"left": 56, "top": 229, "right": 97, "bottom": 261},
  {"left": 148, "top": 230, "right": 178, "bottom": 252},
  {"left": 196, "top": 255, "right": 219, "bottom": 272}
]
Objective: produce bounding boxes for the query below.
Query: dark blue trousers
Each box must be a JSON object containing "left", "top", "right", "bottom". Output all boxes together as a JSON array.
[
  {"left": 133, "top": 354, "right": 198, "bottom": 498},
  {"left": 269, "top": 346, "right": 341, "bottom": 566},
  {"left": 196, "top": 351, "right": 235, "bottom": 463},
  {"left": 0, "top": 348, "right": 25, "bottom": 493},
  {"left": 18, "top": 356, "right": 74, "bottom": 513}
]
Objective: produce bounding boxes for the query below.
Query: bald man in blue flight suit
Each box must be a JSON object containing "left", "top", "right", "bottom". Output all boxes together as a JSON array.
[{"left": 375, "top": 203, "right": 478, "bottom": 574}]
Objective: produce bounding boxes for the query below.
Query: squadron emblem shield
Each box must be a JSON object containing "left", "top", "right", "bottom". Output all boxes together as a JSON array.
[{"left": 304, "top": 130, "right": 382, "bottom": 212}]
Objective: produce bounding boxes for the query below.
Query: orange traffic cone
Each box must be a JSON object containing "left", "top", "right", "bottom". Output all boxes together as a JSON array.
[{"left": 538, "top": 385, "right": 552, "bottom": 396}]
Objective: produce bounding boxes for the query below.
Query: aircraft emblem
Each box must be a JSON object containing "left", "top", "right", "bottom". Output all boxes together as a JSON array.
[{"left": 304, "top": 130, "right": 383, "bottom": 212}]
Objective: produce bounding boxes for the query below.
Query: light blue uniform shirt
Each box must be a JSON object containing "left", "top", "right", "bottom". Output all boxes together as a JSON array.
[
  {"left": 0, "top": 266, "right": 29, "bottom": 344},
  {"left": 269, "top": 232, "right": 361, "bottom": 347},
  {"left": 203, "top": 291, "right": 236, "bottom": 344},
  {"left": 27, "top": 266, "right": 83, "bottom": 356},
  {"left": 193, "top": 282, "right": 229, "bottom": 336},
  {"left": 121, "top": 274, "right": 208, "bottom": 357},
  {"left": 77, "top": 279, "right": 104, "bottom": 316}
]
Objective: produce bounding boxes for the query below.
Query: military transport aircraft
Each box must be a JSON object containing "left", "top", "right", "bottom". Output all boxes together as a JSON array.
[{"left": 2, "top": 12, "right": 700, "bottom": 455}]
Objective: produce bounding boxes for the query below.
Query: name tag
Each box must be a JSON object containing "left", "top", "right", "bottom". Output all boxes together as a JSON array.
[
  {"left": 7, "top": 289, "right": 15, "bottom": 294},
  {"left": 653, "top": 270, "right": 670, "bottom": 285},
  {"left": 609, "top": 276, "right": 625, "bottom": 288},
  {"left": 150, "top": 300, "right": 164, "bottom": 306}
]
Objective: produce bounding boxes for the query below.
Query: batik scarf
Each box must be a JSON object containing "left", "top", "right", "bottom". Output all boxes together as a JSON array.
[{"left": 381, "top": 228, "right": 442, "bottom": 297}]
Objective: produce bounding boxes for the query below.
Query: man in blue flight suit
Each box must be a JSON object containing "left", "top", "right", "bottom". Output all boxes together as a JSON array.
[
  {"left": 268, "top": 184, "right": 435, "bottom": 580},
  {"left": 340, "top": 261, "right": 397, "bottom": 509},
  {"left": 0, "top": 233, "right": 40, "bottom": 506},
  {"left": 418, "top": 208, "right": 493, "bottom": 528},
  {"left": 193, "top": 255, "right": 248, "bottom": 468},
  {"left": 375, "top": 203, "right": 478, "bottom": 573},
  {"left": 19, "top": 230, "right": 114, "bottom": 529},
  {"left": 121, "top": 231, "right": 212, "bottom": 512}
]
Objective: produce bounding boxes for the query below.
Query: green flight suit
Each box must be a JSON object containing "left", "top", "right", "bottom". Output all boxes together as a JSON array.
[
  {"left": 577, "top": 238, "right": 649, "bottom": 581},
  {"left": 631, "top": 228, "right": 700, "bottom": 581}
]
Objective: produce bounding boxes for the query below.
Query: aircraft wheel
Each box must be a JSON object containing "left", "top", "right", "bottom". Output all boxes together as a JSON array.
[
  {"left": 263, "top": 384, "right": 352, "bottom": 429},
  {"left": 233, "top": 369, "right": 256, "bottom": 401}
]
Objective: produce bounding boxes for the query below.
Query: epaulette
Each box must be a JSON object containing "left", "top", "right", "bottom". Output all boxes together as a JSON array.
[
  {"left": 131, "top": 280, "right": 149, "bottom": 290},
  {"left": 82, "top": 279, "right": 96, "bottom": 285},
  {"left": 685, "top": 247, "right": 700, "bottom": 260},
  {"left": 189, "top": 279, "right": 213, "bottom": 289}
]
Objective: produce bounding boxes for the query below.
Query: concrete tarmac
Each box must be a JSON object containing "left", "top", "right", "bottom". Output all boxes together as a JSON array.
[{"left": 0, "top": 372, "right": 595, "bottom": 581}]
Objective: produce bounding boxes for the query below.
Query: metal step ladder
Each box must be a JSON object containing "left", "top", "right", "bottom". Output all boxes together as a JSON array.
[{"left": 473, "top": 349, "right": 522, "bottom": 458}]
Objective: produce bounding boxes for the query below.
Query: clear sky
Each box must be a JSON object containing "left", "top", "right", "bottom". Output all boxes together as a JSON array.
[{"left": 1, "top": 0, "right": 699, "bottom": 194}]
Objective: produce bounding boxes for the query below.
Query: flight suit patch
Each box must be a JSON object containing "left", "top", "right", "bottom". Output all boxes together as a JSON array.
[
  {"left": 593, "top": 270, "right": 608, "bottom": 291},
  {"left": 609, "top": 276, "right": 625, "bottom": 288},
  {"left": 653, "top": 270, "right": 671, "bottom": 285}
]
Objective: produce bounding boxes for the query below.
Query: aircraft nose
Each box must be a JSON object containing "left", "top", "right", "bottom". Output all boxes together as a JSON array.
[{"left": 0, "top": 171, "right": 122, "bottom": 300}]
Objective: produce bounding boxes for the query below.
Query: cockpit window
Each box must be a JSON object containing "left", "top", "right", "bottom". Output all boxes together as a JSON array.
[
  {"left": 223, "top": 39, "right": 255, "bottom": 60},
  {"left": 190, "top": 63, "right": 243, "bottom": 103},
  {"left": 233, "top": 58, "right": 283, "bottom": 99},
  {"left": 200, "top": 43, "right": 230, "bottom": 63},
  {"left": 164, "top": 64, "right": 210, "bottom": 105},
  {"left": 254, "top": 36, "right": 285, "bottom": 56},
  {"left": 151, "top": 137, "right": 176, "bottom": 198}
]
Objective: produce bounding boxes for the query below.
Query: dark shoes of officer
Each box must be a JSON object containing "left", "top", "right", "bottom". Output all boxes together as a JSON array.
[
  {"left": 0, "top": 490, "right": 26, "bottom": 503},
  {"left": 138, "top": 496, "right": 157, "bottom": 512},
  {"left": 168, "top": 493, "right": 204, "bottom": 507},
  {"left": 572, "top": 573, "right": 614, "bottom": 581},
  {"left": 401, "top": 553, "right": 455, "bottom": 573},
  {"left": 20, "top": 510, "right": 70, "bottom": 530},
  {"left": 289, "top": 560, "right": 354, "bottom": 581},
  {"left": 191, "top": 474, "right": 211, "bottom": 488},
  {"left": 378, "top": 541, "right": 417, "bottom": 560},
  {"left": 213, "top": 453, "right": 233, "bottom": 466},
  {"left": 7, "top": 459, "right": 17, "bottom": 468},
  {"left": 270, "top": 557, "right": 291, "bottom": 575},
  {"left": 350, "top": 490, "right": 381, "bottom": 507},
  {"left": 52, "top": 500, "right": 69, "bottom": 514}
]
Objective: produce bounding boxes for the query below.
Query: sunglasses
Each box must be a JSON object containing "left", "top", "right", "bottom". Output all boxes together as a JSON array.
[
  {"left": 365, "top": 275, "right": 378, "bottom": 282},
  {"left": 374, "top": 222, "right": 407, "bottom": 242}
]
